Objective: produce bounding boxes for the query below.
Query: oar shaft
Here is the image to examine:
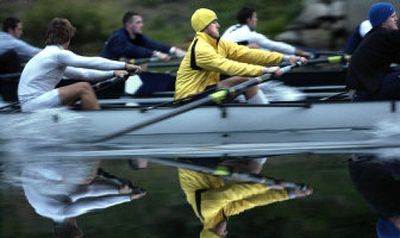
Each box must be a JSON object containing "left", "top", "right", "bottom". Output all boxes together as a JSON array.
[
  {"left": 91, "top": 95, "right": 211, "bottom": 143},
  {"left": 145, "top": 158, "right": 303, "bottom": 187},
  {"left": 146, "top": 62, "right": 181, "bottom": 68},
  {"left": 92, "top": 76, "right": 125, "bottom": 92},
  {"left": 0, "top": 72, "right": 20, "bottom": 79}
]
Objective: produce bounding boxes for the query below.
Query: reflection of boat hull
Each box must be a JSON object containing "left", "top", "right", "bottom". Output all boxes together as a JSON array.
[{"left": 2, "top": 101, "right": 399, "bottom": 149}]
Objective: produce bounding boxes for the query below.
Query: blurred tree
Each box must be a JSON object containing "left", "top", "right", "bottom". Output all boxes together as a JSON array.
[{"left": 0, "top": 0, "right": 301, "bottom": 54}]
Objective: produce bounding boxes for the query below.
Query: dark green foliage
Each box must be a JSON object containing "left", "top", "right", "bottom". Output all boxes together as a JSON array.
[{"left": 0, "top": 0, "right": 302, "bottom": 54}]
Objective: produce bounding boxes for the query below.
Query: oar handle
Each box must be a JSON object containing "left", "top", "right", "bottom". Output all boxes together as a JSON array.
[
  {"left": 92, "top": 76, "right": 126, "bottom": 92},
  {"left": 280, "top": 61, "right": 304, "bottom": 73},
  {"left": 92, "top": 71, "right": 138, "bottom": 92}
]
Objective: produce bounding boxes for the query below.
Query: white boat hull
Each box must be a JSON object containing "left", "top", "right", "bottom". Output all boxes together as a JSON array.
[{"left": 2, "top": 101, "right": 400, "bottom": 158}]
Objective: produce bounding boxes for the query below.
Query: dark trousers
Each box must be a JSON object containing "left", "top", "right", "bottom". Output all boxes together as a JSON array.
[
  {"left": 0, "top": 50, "right": 22, "bottom": 101},
  {"left": 354, "top": 71, "right": 400, "bottom": 101}
]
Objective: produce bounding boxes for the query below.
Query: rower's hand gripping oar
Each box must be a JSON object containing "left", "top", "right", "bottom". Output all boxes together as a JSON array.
[
  {"left": 280, "top": 55, "right": 350, "bottom": 67},
  {"left": 86, "top": 62, "right": 304, "bottom": 144},
  {"left": 91, "top": 66, "right": 142, "bottom": 92}
]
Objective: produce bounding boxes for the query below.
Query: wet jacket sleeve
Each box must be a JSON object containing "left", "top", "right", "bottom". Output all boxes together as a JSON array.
[
  {"left": 223, "top": 184, "right": 289, "bottom": 216},
  {"left": 138, "top": 34, "right": 171, "bottom": 54},
  {"left": 195, "top": 41, "right": 283, "bottom": 77},
  {"left": 222, "top": 40, "right": 284, "bottom": 66},
  {"left": 114, "top": 34, "right": 154, "bottom": 59},
  {"left": 101, "top": 30, "right": 154, "bottom": 59}
]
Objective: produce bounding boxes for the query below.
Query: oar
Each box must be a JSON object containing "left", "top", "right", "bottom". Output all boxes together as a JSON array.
[
  {"left": 141, "top": 85, "right": 219, "bottom": 112},
  {"left": 123, "top": 55, "right": 181, "bottom": 65},
  {"left": 122, "top": 56, "right": 161, "bottom": 65},
  {"left": 313, "top": 50, "right": 344, "bottom": 58},
  {"left": 0, "top": 72, "right": 21, "bottom": 80},
  {"left": 306, "top": 55, "right": 351, "bottom": 65},
  {"left": 88, "top": 62, "right": 303, "bottom": 143},
  {"left": 91, "top": 75, "right": 127, "bottom": 92},
  {"left": 280, "top": 55, "right": 350, "bottom": 67},
  {"left": 133, "top": 157, "right": 308, "bottom": 190},
  {"left": 146, "top": 61, "right": 181, "bottom": 68}
]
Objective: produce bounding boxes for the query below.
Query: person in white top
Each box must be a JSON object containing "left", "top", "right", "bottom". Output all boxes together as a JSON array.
[
  {"left": 18, "top": 17, "right": 142, "bottom": 112},
  {"left": 221, "top": 7, "right": 312, "bottom": 58},
  {"left": 0, "top": 17, "right": 41, "bottom": 62},
  {"left": 21, "top": 159, "right": 146, "bottom": 237}
]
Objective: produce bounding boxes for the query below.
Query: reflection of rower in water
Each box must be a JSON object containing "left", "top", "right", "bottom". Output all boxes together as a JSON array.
[
  {"left": 349, "top": 154, "right": 400, "bottom": 237},
  {"left": 178, "top": 158, "right": 312, "bottom": 238},
  {"left": 21, "top": 159, "right": 145, "bottom": 237}
]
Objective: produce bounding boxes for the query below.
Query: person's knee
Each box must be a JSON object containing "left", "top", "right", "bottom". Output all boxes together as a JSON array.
[{"left": 76, "top": 82, "right": 93, "bottom": 94}]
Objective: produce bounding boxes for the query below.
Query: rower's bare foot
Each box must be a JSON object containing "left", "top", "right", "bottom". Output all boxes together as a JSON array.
[{"left": 130, "top": 190, "right": 147, "bottom": 200}]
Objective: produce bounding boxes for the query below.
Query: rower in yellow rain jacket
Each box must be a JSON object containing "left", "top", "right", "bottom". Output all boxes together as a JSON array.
[
  {"left": 175, "top": 8, "right": 307, "bottom": 102},
  {"left": 178, "top": 168, "right": 310, "bottom": 238}
]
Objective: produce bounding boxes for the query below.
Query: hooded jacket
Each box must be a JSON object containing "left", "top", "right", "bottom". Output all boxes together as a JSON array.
[{"left": 175, "top": 32, "right": 283, "bottom": 99}]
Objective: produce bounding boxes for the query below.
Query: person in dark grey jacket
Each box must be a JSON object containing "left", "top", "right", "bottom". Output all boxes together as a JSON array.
[{"left": 0, "top": 17, "right": 41, "bottom": 62}]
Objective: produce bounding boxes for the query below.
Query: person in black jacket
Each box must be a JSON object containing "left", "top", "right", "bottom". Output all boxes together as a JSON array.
[
  {"left": 100, "top": 11, "right": 185, "bottom": 61},
  {"left": 346, "top": 2, "right": 400, "bottom": 101}
]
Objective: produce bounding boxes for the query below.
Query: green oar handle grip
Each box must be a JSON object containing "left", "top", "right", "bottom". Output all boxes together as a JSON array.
[
  {"left": 327, "top": 54, "right": 351, "bottom": 64},
  {"left": 210, "top": 90, "right": 229, "bottom": 103}
]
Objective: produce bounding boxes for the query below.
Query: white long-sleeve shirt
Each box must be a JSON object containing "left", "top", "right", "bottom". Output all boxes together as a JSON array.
[
  {"left": 0, "top": 31, "right": 41, "bottom": 60},
  {"left": 18, "top": 45, "right": 126, "bottom": 102},
  {"left": 221, "top": 24, "right": 296, "bottom": 55},
  {"left": 359, "top": 20, "right": 372, "bottom": 37}
]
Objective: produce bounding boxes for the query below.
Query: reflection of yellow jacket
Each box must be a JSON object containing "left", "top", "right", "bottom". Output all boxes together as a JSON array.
[
  {"left": 175, "top": 32, "right": 284, "bottom": 99},
  {"left": 178, "top": 169, "right": 289, "bottom": 230}
]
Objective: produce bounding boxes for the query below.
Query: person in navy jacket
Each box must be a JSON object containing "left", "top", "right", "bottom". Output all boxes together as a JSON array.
[{"left": 100, "top": 11, "right": 185, "bottom": 61}]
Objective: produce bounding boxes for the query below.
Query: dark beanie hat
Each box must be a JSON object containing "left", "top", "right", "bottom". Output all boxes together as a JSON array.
[{"left": 368, "top": 2, "right": 395, "bottom": 27}]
